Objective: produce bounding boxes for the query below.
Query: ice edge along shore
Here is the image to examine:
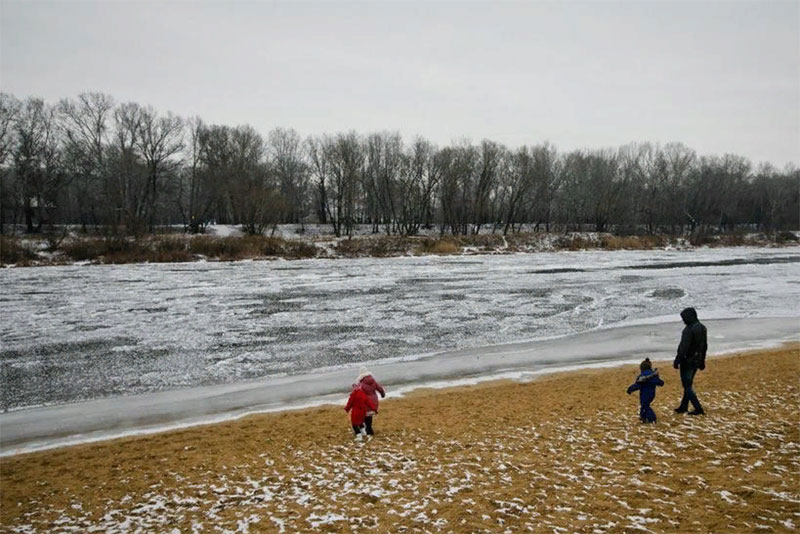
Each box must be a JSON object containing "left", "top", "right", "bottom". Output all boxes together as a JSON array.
[{"left": 2, "top": 315, "right": 798, "bottom": 457}]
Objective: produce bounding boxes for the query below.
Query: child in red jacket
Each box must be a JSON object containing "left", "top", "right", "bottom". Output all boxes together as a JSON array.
[
  {"left": 357, "top": 367, "right": 386, "bottom": 436},
  {"left": 345, "top": 383, "right": 377, "bottom": 440}
]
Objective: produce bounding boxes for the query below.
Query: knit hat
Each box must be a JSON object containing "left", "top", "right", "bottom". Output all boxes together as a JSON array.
[
  {"left": 640, "top": 358, "right": 652, "bottom": 372},
  {"left": 357, "top": 367, "right": 370, "bottom": 381}
]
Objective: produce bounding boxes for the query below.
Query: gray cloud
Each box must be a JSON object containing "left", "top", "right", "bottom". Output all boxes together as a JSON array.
[{"left": 2, "top": 0, "right": 797, "bottom": 165}]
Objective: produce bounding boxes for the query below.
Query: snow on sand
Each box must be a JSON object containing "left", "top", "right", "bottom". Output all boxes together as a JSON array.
[{"left": 1, "top": 345, "right": 798, "bottom": 533}]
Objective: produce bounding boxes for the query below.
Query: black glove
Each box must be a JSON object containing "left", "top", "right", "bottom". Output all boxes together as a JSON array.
[
  {"left": 673, "top": 360, "right": 680, "bottom": 369},
  {"left": 699, "top": 362, "right": 705, "bottom": 371},
  {"left": 626, "top": 385, "right": 634, "bottom": 395}
]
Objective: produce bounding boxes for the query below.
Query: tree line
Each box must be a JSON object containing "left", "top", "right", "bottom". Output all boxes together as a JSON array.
[{"left": 1, "top": 92, "right": 797, "bottom": 237}]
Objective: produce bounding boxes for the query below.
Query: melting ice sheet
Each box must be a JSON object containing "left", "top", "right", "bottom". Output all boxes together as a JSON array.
[{"left": 1, "top": 247, "right": 799, "bottom": 453}]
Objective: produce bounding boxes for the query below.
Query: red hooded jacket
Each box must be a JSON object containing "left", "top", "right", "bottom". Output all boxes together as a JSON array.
[
  {"left": 358, "top": 374, "right": 386, "bottom": 409},
  {"left": 345, "top": 386, "right": 377, "bottom": 426}
]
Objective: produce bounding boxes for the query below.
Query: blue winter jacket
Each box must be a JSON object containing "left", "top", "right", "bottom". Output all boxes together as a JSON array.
[{"left": 626, "top": 369, "right": 664, "bottom": 403}]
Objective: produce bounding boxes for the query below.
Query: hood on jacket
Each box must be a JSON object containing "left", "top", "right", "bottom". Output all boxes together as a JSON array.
[
  {"left": 360, "top": 375, "right": 378, "bottom": 388},
  {"left": 357, "top": 367, "right": 371, "bottom": 382},
  {"left": 637, "top": 368, "right": 660, "bottom": 383},
  {"left": 680, "top": 307, "right": 698, "bottom": 325}
]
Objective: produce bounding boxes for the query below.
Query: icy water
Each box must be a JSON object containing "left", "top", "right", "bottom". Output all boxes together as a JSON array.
[{"left": 1, "top": 247, "right": 799, "bottom": 411}]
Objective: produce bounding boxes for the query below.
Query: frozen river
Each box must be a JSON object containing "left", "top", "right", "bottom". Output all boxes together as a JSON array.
[
  {"left": 2, "top": 247, "right": 799, "bottom": 412},
  {"left": 1, "top": 246, "right": 799, "bottom": 453}
]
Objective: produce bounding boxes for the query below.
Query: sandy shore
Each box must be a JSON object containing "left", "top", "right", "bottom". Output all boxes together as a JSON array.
[{"left": 2, "top": 345, "right": 798, "bottom": 533}]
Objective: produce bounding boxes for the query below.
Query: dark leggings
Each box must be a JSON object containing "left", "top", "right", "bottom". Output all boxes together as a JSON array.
[
  {"left": 364, "top": 415, "right": 374, "bottom": 435},
  {"left": 352, "top": 425, "right": 363, "bottom": 436}
]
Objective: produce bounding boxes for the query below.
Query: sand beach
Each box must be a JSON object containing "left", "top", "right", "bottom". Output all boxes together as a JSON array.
[{"left": 1, "top": 344, "right": 798, "bottom": 533}]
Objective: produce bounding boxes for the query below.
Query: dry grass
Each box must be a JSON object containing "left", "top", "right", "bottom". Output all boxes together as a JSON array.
[
  {"left": 2, "top": 345, "right": 798, "bottom": 533},
  {"left": 457, "top": 234, "right": 506, "bottom": 250},
  {"left": 686, "top": 231, "right": 776, "bottom": 248},
  {"left": 0, "top": 236, "right": 38, "bottom": 265},
  {"left": 417, "top": 238, "right": 460, "bottom": 255},
  {"left": 598, "top": 234, "right": 673, "bottom": 250},
  {"left": 334, "top": 236, "right": 415, "bottom": 258},
  {"left": 2, "top": 231, "right": 798, "bottom": 266},
  {"left": 553, "top": 234, "right": 596, "bottom": 251}
]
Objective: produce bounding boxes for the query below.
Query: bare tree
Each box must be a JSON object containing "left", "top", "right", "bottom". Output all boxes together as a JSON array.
[
  {"left": 0, "top": 94, "right": 20, "bottom": 166},
  {"left": 306, "top": 135, "right": 330, "bottom": 226},
  {"left": 308, "top": 133, "right": 364, "bottom": 237},
  {"left": 472, "top": 140, "right": 503, "bottom": 234},
  {"left": 227, "top": 125, "right": 279, "bottom": 234},
  {"left": 686, "top": 154, "right": 750, "bottom": 233},
  {"left": 136, "top": 107, "right": 183, "bottom": 232},
  {"left": 5, "top": 90, "right": 799, "bottom": 238},
  {"left": 660, "top": 143, "right": 696, "bottom": 233},
  {"left": 12, "top": 98, "right": 63, "bottom": 233},
  {"left": 364, "top": 132, "right": 404, "bottom": 234},
  {"left": 529, "top": 143, "right": 560, "bottom": 232},
  {"left": 0, "top": 94, "right": 21, "bottom": 234},
  {"left": 268, "top": 128, "right": 309, "bottom": 226},
  {"left": 58, "top": 92, "right": 114, "bottom": 230},
  {"left": 177, "top": 117, "right": 218, "bottom": 233},
  {"left": 395, "top": 137, "right": 440, "bottom": 235},
  {"left": 58, "top": 93, "right": 113, "bottom": 176},
  {"left": 107, "top": 102, "right": 146, "bottom": 232},
  {"left": 436, "top": 142, "right": 478, "bottom": 235},
  {"left": 500, "top": 146, "right": 534, "bottom": 234}
]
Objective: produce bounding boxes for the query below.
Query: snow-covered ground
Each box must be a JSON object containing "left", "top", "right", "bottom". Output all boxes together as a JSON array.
[{"left": 1, "top": 246, "right": 798, "bottom": 453}]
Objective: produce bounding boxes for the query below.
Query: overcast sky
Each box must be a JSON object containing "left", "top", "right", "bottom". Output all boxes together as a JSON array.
[{"left": 2, "top": 0, "right": 798, "bottom": 166}]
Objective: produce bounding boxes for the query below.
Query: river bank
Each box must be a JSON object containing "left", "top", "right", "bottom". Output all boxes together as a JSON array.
[
  {"left": 2, "top": 227, "right": 798, "bottom": 267},
  {"left": 1, "top": 344, "right": 798, "bottom": 533}
]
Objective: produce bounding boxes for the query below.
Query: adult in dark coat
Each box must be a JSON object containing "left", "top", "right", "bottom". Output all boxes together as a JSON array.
[{"left": 673, "top": 307, "right": 707, "bottom": 415}]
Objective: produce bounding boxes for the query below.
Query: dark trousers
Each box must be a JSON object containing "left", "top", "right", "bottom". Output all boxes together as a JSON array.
[
  {"left": 639, "top": 401, "right": 657, "bottom": 423},
  {"left": 364, "top": 415, "right": 374, "bottom": 435},
  {"left": 352, "top": 424, "right": 363, "bottom": 436},
  {"left": 678, "top": 366, "right": 703, "bottom": 411}
]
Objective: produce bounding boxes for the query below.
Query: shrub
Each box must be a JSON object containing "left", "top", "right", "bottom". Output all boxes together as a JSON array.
[
  {"left": 598, "top": 234, "right": 670, "bottom": 250},
  {"left": 688, "top": 230, "right": 716, "bottom": 247},
  {"left": 189, "top": 236, "right": 255, "bottom": 261},
  {"left": 715, "top": 233, "right": 748, "bottom": 247},
  {"left": 150, "top": 237, "right": 193, "bottom": 262},
  {"left": 284, "top": 240, "right": 319, "bottom": 259},
  {"left": 366, "top": 236, "right": 414, "bottom": 257},
  {"left": 0, "top": 236, "right": 38, "bottom": 265},
  {"left": 59, "top": 238, "right": 101, "bottom": 261},
  {"left": 553, "top": 234, "right": 595, "bottom": 251},
  {"left": 505, "top": 232, "right": 546, "bottom": 251},
  {"left": 333, "top": 236, "right": 407, "bottom": 257},
  {"left": 61, "top": 236, "right": 138, "bottom": 262},
  {"left": 458, "top": 234, "right": 505, "bottom": 250},
  {"left": 189, "top": 235, "right": 318, "bottom": 261},
  {"left": 774, "top": 231, "right": 799, "bottom": 244},
  {"left": 259, "top": 237, "right": 286, "bottom": 257},
  {"left": 417, "top": 238, "right": 460, "bottom": 255},
  {"left": 62, "top": 235, "right": 193, "bottom": 264},
  {"left": 260, "top": 236, "right": 318, "bottom": 259}
]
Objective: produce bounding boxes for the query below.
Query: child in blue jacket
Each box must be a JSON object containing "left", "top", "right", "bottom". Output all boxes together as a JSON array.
[{"left": 627, "top": 358, "right": 664, "bottom": 423}]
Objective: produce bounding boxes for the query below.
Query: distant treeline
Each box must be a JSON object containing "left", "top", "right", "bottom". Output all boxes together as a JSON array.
[{"left": 1, "top": 92, "right": 797, "bottom": 237}]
